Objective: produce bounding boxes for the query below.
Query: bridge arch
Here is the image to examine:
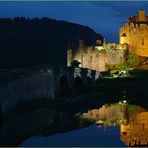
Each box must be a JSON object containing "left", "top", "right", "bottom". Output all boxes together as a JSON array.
[
  {"left": 87, "top": 76, "right": 93, "bottom": 91},
  {"left": 74, "top": 76, "right": 84, "bottom": 93},
  {"left": 59, "top": 75, "right": 70, "bottom": 96}
]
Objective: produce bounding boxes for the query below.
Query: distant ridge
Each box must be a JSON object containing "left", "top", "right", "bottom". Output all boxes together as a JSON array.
[{"left": 0, "top": 17, "right": 103, "bottom": 68}]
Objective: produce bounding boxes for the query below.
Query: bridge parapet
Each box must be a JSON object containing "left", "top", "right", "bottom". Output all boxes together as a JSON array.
[
  {"left": 74, "top": 67, "right": 81, "bottom": 78},
  {"left": 87, "top": 70, "right": 92, "bottom": 78},
  {"left": 95, "top": 71, "right": 101, "bottom": 80},
  {"left": 58, "top": 67, "right": 101, "bottom": 89},
  {"left": 0, "top": 66, "right": 101, "bottom": 115}
]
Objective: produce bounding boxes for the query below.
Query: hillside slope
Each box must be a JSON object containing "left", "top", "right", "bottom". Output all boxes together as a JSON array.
[{"left": 0, "top": 17, "right": 103, "bottom": 67}]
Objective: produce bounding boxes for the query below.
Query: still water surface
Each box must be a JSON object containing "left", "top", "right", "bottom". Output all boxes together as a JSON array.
[
  {"left": 21, "top": 124, "right": 125, "bottom": 147},
  {"left": 20, "top": 103, "right": 147, "bottom": 147},
  {"left": 0, "top": 101, "right": 147, "bottom": 147}
]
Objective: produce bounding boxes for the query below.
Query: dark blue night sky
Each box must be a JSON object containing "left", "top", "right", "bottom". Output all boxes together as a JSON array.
[{"left": 0, "top": 1, "right": 148, "bottom": 42}]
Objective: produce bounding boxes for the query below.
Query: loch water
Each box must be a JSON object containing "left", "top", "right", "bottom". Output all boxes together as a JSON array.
[{"left": 0, "top": 100, "right": 147, "bottom": 147}]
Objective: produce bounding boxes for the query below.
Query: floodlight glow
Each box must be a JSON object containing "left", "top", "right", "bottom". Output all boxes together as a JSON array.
[{"left": 123, "top": 100, "right": 127, "bottom": 104}]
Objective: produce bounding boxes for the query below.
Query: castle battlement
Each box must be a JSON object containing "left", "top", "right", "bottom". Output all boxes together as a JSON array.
[{"left": 127, "top": 9, "right": 148, "bottom": 23}]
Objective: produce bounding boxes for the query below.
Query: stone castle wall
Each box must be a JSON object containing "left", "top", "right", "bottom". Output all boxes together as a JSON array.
[
  {"left": 67, "top": 43, "right": 127, "bottom": 71},
  {"left": 105, "top": 43, "right": 127, "bottom": 65},
  {"left": 67, "top": 47, "right": 107, "bottom": 71},
  {"left": 82, "top": 52, "right": 107, "bottom": 71}
]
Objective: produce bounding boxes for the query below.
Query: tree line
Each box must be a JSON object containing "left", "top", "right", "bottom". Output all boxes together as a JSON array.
[{"left": 0, "top": 17, "right": 103, "bottom": 68}]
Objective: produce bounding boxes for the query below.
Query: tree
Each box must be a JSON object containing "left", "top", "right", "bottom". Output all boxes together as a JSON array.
[
  {"left": 127, "top": 53, "right": 140, "bottom": 68},
  {"left": 71, "top": 60, "right": 81, "bottom": 67},
  {"left": 106, "top": 53, "right": 140, "bottom": 71}
]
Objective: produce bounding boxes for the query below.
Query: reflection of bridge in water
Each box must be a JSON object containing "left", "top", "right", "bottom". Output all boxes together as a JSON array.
[
  {"left": 0, "top": 102, "right": 147, "bottom": 147},
  {"left": 120, "top": 112, "right": 148, "bottom": 147}
]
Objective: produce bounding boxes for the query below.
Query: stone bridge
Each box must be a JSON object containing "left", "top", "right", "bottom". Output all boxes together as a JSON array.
[
  {"left": 54, "top": 66, "right": 100, "bottom": 93},
  {"left": 0, "top": 66, "right": 100, "bottom": 115}
]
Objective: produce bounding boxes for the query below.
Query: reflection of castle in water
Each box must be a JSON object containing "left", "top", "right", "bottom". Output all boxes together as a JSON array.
[
  {"left": 81, "top": 103, "right": 134, "bottom": 126},
  {"left": 80, "top": 103, "right": 147, "bottom": 146},
  {"left": 81, "top": 103, "right": 145, "bottom": 126},
  {"left": 120, "top": 112, "right": 148, "bottom": 147}
]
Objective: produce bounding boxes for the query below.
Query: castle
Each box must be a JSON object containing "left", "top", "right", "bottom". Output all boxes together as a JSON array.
[
  {"left": 67, "top": 10, "right": 148, "bottom": 71},
  {"left": 120, "top": 9, "right": 148, "bottom": 57},
  {"left": 67, "top": 40, "right": 127, "bottom": 71}
]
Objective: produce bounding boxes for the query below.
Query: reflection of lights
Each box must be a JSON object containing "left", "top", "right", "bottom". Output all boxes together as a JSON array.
[
  {"left": 96, "top": 120, "right": 104, "bottom": 125},
  {"left": 96, "top": 125, "right": 101, "bottom": 128}
]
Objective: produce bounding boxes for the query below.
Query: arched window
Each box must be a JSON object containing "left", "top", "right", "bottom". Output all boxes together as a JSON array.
[
  {"left": 122, "top": 33, "right": 126, "bottom": 37},
  {"left": 142, "top": 38, "right": 144, "bottom": 46}
]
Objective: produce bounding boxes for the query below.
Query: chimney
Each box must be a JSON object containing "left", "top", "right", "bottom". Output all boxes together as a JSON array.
[{"left": 138, "top": 9, "right": 145, "bottom": 21}]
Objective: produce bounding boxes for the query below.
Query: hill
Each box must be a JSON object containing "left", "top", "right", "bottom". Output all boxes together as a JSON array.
[{"left": 0, "top": 17, "right": 103, "bottom": 68}]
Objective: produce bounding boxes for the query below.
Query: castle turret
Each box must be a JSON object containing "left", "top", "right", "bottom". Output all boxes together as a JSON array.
[
  {"left": 138, "top": 9, "right": 145, "bottom": 21},
  {"left": 119, "top": 9, "right": 148, "bottom": 57}
]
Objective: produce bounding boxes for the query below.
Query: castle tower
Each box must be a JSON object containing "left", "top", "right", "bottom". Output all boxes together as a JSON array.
[
  {"left": 138, "top": 9, "right": 145, "bottom": 21},
  {"left": 119, "top": 10, "right": 148, "bottom": 57}
]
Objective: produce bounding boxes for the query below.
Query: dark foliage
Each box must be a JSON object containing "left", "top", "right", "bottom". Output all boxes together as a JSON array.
[
  {"left": 0, "top": 17, "right": 103, "bottom": 68},
  {"left": 71, "top": 60, "right": 81, "bottom": 67}
]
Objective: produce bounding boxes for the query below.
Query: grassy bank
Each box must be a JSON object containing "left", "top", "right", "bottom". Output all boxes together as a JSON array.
[{"left": 96, "top": 70, "right": 148, "bottom": 109}]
